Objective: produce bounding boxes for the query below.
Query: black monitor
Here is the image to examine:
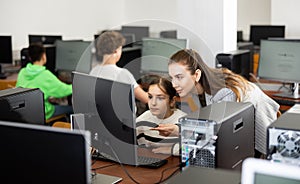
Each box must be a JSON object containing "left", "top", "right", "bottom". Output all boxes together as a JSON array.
[
  {"left": 249, "top": 25, "right": 285, "bottom": 46},
  {"left": 237, "top": 31, "right": 244, "bottom": 42},
  {"left": 121, "top": 26, "right": 149, "bottom": 44},
  {"left": 0, "top": 87, "right": 45, "bottom": 125},
  {"left": 0, "top": 36, "right": 13, "bottom": 79},
  {"left": 160, "top": 30, "right": 177, "bottom": 39},
  {"left": 117, "top": 46, "right": 142, "bottom": 80},
  {"left": 141, "top": 37, "right": 187, "bottom": 74},
  {"left": 55, "top": 40, "right": 92, "bottom": 74},
  {"left": 0, "top": 35, "right": 13, "bottom": 64},
  {"left": 28, "top": 34, "right": 62, "bottom": 45},
  {"left": 216, "top": 50, "right": 251, "bottom": 80},
  {"left": 72, "top": 72, "right": 138, "bottom": 165},
  {"left": 0, "top": 120, "right": 91, "bottom": 184},
  {"left": 258, "top": 40, "right": 300, "bottom": 99}
]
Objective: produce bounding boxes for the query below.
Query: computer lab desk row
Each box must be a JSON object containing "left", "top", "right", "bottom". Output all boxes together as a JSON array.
[
  {"left": 92, "top": 148, "right": 180, "bottom": 184},
  {"left": 92, "top": 147, "right": 242, "bottom": 184}
]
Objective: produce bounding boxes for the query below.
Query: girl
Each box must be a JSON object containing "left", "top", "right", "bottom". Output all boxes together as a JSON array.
[{"left": 136, "top": 75, "right": 186, "bottom": 155}]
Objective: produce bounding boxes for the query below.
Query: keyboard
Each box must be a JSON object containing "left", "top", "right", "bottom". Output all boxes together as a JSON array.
[{"left": 92, "top": 152, "right": 168, "bottom": 168}]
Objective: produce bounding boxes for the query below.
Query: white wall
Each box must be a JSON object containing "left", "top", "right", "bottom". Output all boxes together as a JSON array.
[
  {"left": 237, "top": 0, "right": 271, "bottom": 40},
  {"left": 0, "top": 0, "right": 236, "bottom": 66},
  {"left": 271, "top": 0, "right": 300, "bottom": 38},
  {"left": 0, "top": 0, "right": 125, "bottom": 50}
]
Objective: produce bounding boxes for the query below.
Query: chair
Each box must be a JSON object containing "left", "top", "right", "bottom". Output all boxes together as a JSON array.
[
  {"left": 45, "top": 113, "right": 68, "bottom": 126},
  {"left": 52, "top": 121, "right": 71, "bottom": 129}
]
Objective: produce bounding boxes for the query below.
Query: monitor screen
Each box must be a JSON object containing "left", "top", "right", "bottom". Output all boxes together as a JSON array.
[
  {"left": 141, "top": 37, "right": 187, "bottom": 74},
  {"left": 0, "top": 120, "right": 91, "bottom": 184},
  {"left": 55, "top": 40, "right": 92, "bottom": 73},
  {"left": 258, "top": 40, "right": 300, "bottom": 98},
  {"left": 0, "top": 87, "right": 45, "bottom": 125},
  {"left": 121, "top": 26, "right": 149, "bottom": 43},
  {"left": 72, "top": 72, "right": 138, "bottom": 165},
  {"left": 160, "top": 30, "right": 177, "bottom": 39},
  {"left": 117, "top": 47, "right": 142, "bottom": 80},
  {"left": 249, "top": 25, "right": 285, "bottom": 46},
  {"left": 258, "top": 40, "right": 300, "bottom": 83},
  {"left": 28, "top": 34, "right": 62, "bottom": 45},
  {"left": 0, "top": 35, "right": 13, "bottom": 64},
  {"left": 242, "top": 158, "right": 300, "bottom": 184}
]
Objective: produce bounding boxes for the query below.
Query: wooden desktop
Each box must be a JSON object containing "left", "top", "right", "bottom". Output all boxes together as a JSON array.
[
  {"left": 0, "top": 72, "right": 17, "bottom": 90},
  {"left": 92, "top": 148, "right": 180, "bottom": 184}
]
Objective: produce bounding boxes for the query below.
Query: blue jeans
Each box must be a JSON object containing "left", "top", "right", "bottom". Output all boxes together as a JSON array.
[{"left": 51, "top": 105, "right": 74, "bottom": 119}]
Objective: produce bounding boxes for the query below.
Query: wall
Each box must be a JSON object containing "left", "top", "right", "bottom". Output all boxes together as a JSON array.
[
  {"left": 0, "top": 0, "right": 125, "bottom": 51},
  {"left": 0, "top": 0, "right": 236, "bottom": 67},
  {"left": 237, "top": 0, "right": 271, "bottom": 41},
  {"left": 271, "top": 0, "right": 300, "bottom": 38}
]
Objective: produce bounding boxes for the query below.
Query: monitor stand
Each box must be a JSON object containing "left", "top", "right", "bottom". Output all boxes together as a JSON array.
[
  {"left": 0, "top": 65, "right": 7, "bottom": 79},
  {"left": 274, "top": 83, "right": 300, "bottom": 99}
]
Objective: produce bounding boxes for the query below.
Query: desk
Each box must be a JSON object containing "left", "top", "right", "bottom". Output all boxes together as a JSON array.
[
  {"left": 0, "top": 73, "right": 17, "bottom": 90},
  {"left": 263, "top": 90, "right": 300, "bottom": 112},
  {"left": 92, "top": 149, "right": 180, "bottom": 184}
]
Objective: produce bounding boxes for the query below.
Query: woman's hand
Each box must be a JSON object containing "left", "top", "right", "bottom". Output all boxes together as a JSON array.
[{"left": 151, "top": 124, "right": 179, "bottom": 137}]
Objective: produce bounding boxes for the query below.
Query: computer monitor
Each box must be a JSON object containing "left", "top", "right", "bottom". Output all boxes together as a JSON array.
[
  {"left": 216, "top": 50, "right": 251, "bottom": 80},
  {"left": 249, "top": 25, "right": 285, "bottom": 46},
  {"left": 0, "top": 35, "right": 13, "bottom": 64},
  {"left": 121, "top": 26, "right": 149, "bottom": 44},
  {"left": 141, "top": 37, "right": 188, "bottom": 74},
  {"left": 258, "top": 40, "right": 300, "bottom": 99},
  {"left": 0, "top": 87, "right": 45, "bottom": 125},
  {"left": 237, "top": 31, "right": 244, "bottom": 42},
  {"left": 55, "top": 40, "right": 92, "bottom": 73},
  {"left": 0, "top": 120, "right": 91, "bottom": 184},
  {"left": 0, "top": 36, "right": 13, "bottom": 79},
  {"left": 28, "top": 34, "right": 62, "bottom": 45},
  {"left": 160, "top": 30, "right": 177, "bottom": 39},
  {"left": 72, "top": 72, "right": 138, "bottom": 165},
  {"left": 117, "top": 46, "right": 142, "bottom": 80},
  {"left": 242, "top": 158, "right": 300, "bottom": 184}
]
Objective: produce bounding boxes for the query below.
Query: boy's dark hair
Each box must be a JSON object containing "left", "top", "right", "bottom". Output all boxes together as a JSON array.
[
  {"left": 28, "top": 43, "right": 45, "bottom": 63},
  {"left": 95, "top": 31, "right": 125, "bottom": 61}
]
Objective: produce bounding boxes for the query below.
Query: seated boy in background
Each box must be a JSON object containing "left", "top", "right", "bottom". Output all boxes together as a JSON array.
[{"left": 16, "top": 43, "right": 73, "bottom": 121}]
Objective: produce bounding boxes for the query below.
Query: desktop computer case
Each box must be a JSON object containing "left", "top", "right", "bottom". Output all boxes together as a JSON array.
[
  {"left": 267, "top": 110, "right": 300, "bottom": 166},
  {"left": 181, "top": 101, "right": 255, "bottom": 170}
]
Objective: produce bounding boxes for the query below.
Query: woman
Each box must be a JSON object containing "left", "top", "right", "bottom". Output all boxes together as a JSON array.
[
  {"left": 89, "top": 31, "right": 148, "bottom": 104},
  {"left": 136, "top": 75, "right": 186, "bottom": 155},
  {"left": 153, "top": 49, "right": 280, "bottom": 156}
]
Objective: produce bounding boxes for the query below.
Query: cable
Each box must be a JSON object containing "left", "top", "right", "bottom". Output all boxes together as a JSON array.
[
  {"left": 107, "top": 143, "right": 141, "bottom": 184},
  {"left": 92, "top": 163, "right": 116, "bottom": 171},
  {"left": 155, "top": 164, "right": 181, "bottom": 184}
]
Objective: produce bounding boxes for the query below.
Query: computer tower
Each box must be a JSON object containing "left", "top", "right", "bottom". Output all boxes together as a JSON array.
[
  {"left": 216, "top": 50, "right": 251, "bottom": 80},
  {"left": 0, "top": 87, "right": 45, "bottom": 125},
  {"left": 181, "top": 101, "right": 254, "bottom": 171},
  {"left": 20, "top": 45, "right": 56, "bottom": 74},
  {"left": 267, "top": 106, "right": 300, "bottom": 166}
]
